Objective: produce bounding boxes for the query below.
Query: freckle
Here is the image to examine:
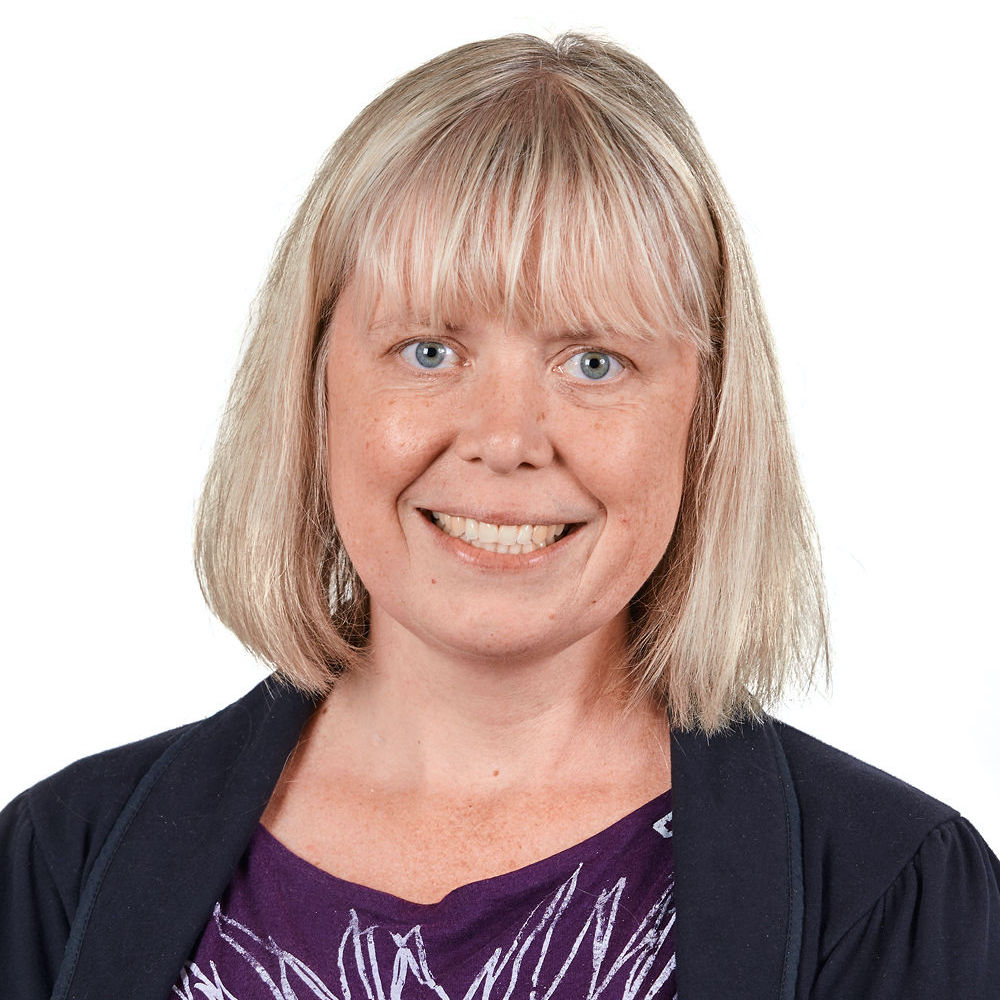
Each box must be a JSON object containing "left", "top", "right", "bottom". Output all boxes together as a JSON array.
[{"left": 492, "top": 769, "right": 499, "bottom": 777}]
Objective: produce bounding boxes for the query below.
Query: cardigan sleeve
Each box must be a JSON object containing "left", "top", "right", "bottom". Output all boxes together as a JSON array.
[
  {"left": 810, "top": 816, "right": 1000, "bottom": 999},
  {"left": 0, "top": 792, "right": 72, "bottom": 1000}
]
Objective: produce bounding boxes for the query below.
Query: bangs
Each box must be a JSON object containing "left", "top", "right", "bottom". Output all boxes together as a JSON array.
[
  {"left": 342, "top": 74, "right": 720, "bottom": 348},
  {"left": 198, "top": 33, "right": 827, "bottom": 732}
]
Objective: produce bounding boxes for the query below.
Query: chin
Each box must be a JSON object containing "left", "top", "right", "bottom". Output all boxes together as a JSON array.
[{"left": 412, "top": 609, "right": 624, "bottom": 671}]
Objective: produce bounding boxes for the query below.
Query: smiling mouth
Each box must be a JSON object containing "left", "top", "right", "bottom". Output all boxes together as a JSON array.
[{"left": 423, "top": 510, "right": 574, "bottom": 554}]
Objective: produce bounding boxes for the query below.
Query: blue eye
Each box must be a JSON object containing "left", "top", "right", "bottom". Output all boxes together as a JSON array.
[
  {"left": 565, "top": 351, "right": 624, "bottom": 381},
  {"left": 401, "top": 341, "right": 457, "bottom": 370}
]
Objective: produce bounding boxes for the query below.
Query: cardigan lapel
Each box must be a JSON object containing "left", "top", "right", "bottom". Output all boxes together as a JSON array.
[
  {"left": 55, "top": 679, "right": 316, "bottom": 1000},
  {"left": 671, "top": 718, "right": 803, "bottom": 1000}
]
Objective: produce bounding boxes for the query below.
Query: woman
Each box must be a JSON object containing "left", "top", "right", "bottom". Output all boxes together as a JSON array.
[{"left": 3, "top": 32, "right": 997, "bottom": 1000}]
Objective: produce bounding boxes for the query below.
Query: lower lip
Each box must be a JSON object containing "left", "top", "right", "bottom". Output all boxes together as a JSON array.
[{"left": 420, "top": 513, "right": 580, "bottom": 569}]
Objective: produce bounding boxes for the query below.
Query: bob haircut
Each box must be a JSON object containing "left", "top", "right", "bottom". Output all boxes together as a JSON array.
[{"left": 195, "top": 32, "right": 828, "bottom": 733}]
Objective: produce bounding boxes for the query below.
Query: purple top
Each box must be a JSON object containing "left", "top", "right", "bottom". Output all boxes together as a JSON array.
[{"left": 173, "top": 789, "right": 675, "bottom": 999}]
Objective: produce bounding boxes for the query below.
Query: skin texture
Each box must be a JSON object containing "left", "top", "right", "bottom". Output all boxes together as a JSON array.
[
  {"left": 262, "top": 282, "right": 700, "bottom": 903},
  {"left": 326, "top": 284, "right": 700, "bottom": 670}
]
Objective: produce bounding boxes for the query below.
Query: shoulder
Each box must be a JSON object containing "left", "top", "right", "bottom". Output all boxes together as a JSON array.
[
  {"left": 1, "top": 679, "right": 317, "bottom": 995},
  {"left": 770, "top": 720, "right": 1000, "bottom": 993},
  {"left": 771, "top": 720, "right": 959, "bottom": 921},
  {"left": 0, "top": 714, "right": 198, "bottom": 995},
  {"left": 5, "top": 713, "right": 198, "bottom": 913},
  {"left": 2, "top": 679, "right": 295, "bottom": 908},
  {"left": 771, "top": 719, "right": 959, "bottom": 855}
]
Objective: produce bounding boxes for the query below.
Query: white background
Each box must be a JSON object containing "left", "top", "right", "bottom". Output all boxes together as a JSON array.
[{"left": 2, "top": 1, "right": 997, "bottom": 849}]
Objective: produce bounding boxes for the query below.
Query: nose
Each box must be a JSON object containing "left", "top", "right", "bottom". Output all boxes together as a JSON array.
[{"left": 453, "top": 376, "right": 555, "bottom": 474}]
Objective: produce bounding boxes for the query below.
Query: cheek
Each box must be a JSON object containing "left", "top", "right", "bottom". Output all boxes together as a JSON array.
[
  {"left": 587, "top": 402, "right": 691, "bottom": 509},
  {"left": 327, "top": 380, "right": 451, "bottom": 516},
  {"left": 577, "top": 394, "right": 693, "bottom": 581}
]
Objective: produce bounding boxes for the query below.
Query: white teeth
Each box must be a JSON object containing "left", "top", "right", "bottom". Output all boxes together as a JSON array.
[
  {"left": 497, "top": 524, "right": 517, "bottom": 545},
  {"left": 428, "top": 512, "right": 571, "bottom": 553}
]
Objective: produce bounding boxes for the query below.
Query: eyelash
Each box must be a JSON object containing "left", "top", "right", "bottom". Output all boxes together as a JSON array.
[{"left": 396, "top": 340, "right": 628, "bottom": 382}]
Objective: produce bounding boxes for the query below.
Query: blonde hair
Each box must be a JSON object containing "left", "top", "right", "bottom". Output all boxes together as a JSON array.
[{"left": 195, "top": 32, "right": 828, "bottom": 732}]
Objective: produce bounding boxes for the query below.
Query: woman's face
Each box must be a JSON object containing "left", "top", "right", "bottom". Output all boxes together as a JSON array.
[{"left": 325, "top": 282, "right": 700, "bottom": 666}]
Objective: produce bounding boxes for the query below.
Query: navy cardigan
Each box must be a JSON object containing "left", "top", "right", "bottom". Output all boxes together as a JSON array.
[{"left": 3, "top": 679, "right": 998, "bottom": 999}]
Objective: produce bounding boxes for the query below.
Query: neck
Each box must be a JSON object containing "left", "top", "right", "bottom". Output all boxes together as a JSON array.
[{"left": 308, "top": 608, "right": 668, "bottom": 795}]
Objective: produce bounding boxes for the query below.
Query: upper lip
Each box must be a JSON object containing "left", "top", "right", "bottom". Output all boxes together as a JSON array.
[{"left": 419, "top": 506, "right": 586, "bottom": 526}]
